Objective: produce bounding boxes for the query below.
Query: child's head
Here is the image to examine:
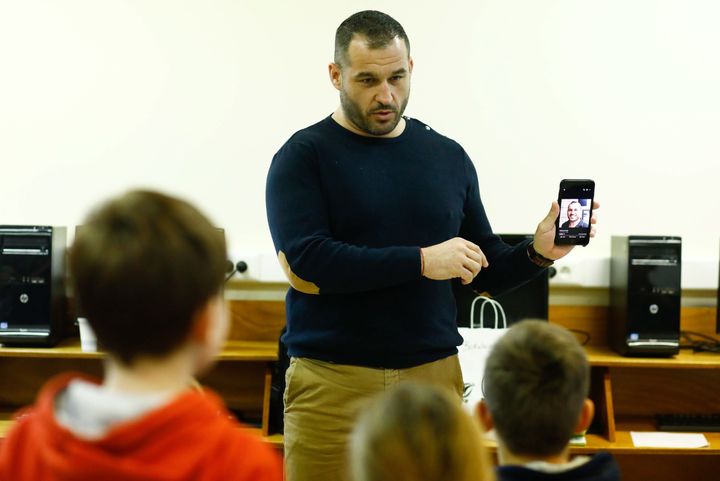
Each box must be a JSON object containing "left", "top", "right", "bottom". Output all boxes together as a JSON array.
[
  {"left": 479, "top": 320, "right": 592, "bottom": 459},
  {"left": 70, "top": 190, "right": 228, "bottom": 369},
  {"left": 350, "top": 382, "right": 494, "bottom": 481}
]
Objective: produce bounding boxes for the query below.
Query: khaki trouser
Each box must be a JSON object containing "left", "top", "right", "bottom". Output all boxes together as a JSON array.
[{"left": 283, "top": 354, "right": 464, "bottom": 481}]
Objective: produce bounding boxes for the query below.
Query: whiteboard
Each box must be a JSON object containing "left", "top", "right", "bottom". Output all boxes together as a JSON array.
[{"left": 1, "top": 0, "right": 718, "bottom": 286}]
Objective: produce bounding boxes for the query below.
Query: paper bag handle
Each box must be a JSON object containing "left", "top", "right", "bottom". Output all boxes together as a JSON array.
[{"left": 469, "top": 295, "right": 507, "bottom": 329}]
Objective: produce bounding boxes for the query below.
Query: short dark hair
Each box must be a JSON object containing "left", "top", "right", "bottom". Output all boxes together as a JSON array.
[
  {"left": 483, "top": 320, "right": 589, "bottom": 457},
  {"left": 70, "top": 190, "right": 227, "bottom": 365},
  {"left": 334, "top": 10, "right": 410, "bottom": 67}
]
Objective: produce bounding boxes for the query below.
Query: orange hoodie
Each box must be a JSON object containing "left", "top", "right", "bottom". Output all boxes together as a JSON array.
[{"left": 0, "top": 374, "right": 283, "bottom": 481}]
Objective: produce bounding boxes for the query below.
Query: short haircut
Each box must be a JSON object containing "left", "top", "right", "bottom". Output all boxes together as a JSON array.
[
  {"left": 483, "top": 320, "right": 589, "bottom": 457},
  {"left": 350, "top": 382, "right": 492, "bottom": 481},
  {"left": 70, "top": 190, "right": 227, "bottom": 365},
  {"left": 334, "top": 10, "right": 410, "bottom": 67}
]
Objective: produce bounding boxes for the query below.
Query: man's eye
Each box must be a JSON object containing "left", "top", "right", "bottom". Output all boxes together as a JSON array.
[{"left": 359, "top": 78, "right": 374, "bottom": 85}]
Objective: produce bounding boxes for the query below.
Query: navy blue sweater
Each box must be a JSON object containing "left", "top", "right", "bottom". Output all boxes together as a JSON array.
[
  {"left": 266, "top": 116, "right": 544, "bottom": 368},
  {"left": 497, "top": 453, "right": 620, "bottom": 481}
]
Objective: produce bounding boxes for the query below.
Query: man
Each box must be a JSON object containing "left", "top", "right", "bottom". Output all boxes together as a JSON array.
[
  {"left": 561, "top": 201, "right": 589, "bottom": 229},
  {"left": 265, "top": 10, "right": 598, "bottom": 481},
  {"left": 0, "top": 191, "right": 283, "bottom": 481},
  {"left": 478, "top": 320, "right": 620, "bottom": 481}
]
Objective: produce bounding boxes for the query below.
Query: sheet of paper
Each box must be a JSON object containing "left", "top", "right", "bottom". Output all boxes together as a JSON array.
[
  {"left": 569, "top": 433, "right": 587, "bottom": 446},
  {"left": 630, "top": 431, "right": 709, "bottom": 449}
]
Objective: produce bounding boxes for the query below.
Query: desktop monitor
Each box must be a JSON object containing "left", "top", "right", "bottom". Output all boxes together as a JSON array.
[{"left": 453, "top": 233, "right": 549, "bottom": 327}]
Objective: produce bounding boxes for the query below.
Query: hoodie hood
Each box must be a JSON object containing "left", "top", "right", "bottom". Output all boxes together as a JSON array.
[{"left": 0, "top": 373, "right": 282, "bottom": 481}]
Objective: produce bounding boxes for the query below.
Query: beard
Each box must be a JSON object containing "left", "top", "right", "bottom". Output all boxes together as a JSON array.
[{"left": 339, "top": 89, "right": 410, "bottom": 136}]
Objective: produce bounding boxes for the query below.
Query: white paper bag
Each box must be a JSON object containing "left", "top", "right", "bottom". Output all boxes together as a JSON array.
[{"left": 458, "top": 296, "right": 509, "bottom": 412}]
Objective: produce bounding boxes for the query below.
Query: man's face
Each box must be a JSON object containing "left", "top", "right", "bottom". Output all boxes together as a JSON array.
[
  {"left": 567, "top": 202, "right": 581, "bottom": 223},
  {"left": 331, "top": 35, "right": 412, "bottom": 137}
]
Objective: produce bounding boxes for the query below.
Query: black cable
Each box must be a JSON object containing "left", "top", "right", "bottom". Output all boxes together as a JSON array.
[{"left": 679, "top": 330, "right": 720, "bottom": 353}]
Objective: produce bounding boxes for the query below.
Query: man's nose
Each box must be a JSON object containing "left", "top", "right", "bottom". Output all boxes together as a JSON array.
[{"left": 375, "top": 81, "right": 393, "bottom": 105}]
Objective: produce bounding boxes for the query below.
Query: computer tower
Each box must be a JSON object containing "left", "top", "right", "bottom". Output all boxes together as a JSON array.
[
  {"left": 609, "top": 236, "right": 681, "bottom": 356},
  {"left": 0, "top": 226, "right": 67, "bottom": 346},
  {"left": 454, "top": 234, "right": 549, "bottom": 327},
  {"left": 716, "top": 241, "right": 720, "bottom": 336}
]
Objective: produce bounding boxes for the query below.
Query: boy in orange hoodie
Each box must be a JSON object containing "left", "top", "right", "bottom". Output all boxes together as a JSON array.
[{"left": 0, "top": 190, "right": 283, "bottom": 481}]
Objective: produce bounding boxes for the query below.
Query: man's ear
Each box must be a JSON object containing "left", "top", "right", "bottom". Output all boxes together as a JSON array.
[
  {"left": 189, "top": 302, "right": 212, "bottom": 343},
  {"left": 408, "top": 56, "right": 414, "bottom": 74},
  {"left": 476, "top": 399, "right": 495, "bottom": 432},
  {"left": 328, "top": 63, "right": 342, "bottom": 90},
  {"left": 574, "top": 399, "right": 595, "bottom": 433}
]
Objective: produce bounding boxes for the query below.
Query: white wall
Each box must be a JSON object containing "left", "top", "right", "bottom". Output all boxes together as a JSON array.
[{"left": 1, "top": 1, "right": 718, "bottom": 287}]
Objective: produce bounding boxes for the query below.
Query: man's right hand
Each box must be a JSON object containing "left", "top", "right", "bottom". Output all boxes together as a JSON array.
[{"left": 421, "top": 237, "right": 488, "bottom": 285}]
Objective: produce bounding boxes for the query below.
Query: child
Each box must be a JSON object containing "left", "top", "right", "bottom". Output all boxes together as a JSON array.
[
  {"left": 350, "top": 382, "right": 494, "bottom": 481},
  {"left": 0, "top": 190, "right": 283, "bottom": 481},
  {"left": 478, "top": 320, "right": 619, "bottom": 481}
]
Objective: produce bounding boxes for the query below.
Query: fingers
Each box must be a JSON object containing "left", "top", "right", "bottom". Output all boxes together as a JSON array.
[
  {"left": 464, "top": 240, "right": 482, "bottom": 255},
  {"left": 589, "top": 201, "right": 599, "bottom": 235},
  {"left": 537, "top": 202, "right": 560, "bottom": 234},
  {"left": 460, "top": 241, "right": 486, "bottom": 281},
  {"left": 463, "top": 257, "right": 483, "bottom": 279},
  {"left": 448, "top": 238, "right": 487, "bottom": 282},
  {"left": 460, "top": 266, "right": 475, "bottom": 285},
  {"left": 465, "top": 243, "right": 488, "bottom": 269},
  {"left": 422, "top": 237, "right": 489, "bottom": 283}
]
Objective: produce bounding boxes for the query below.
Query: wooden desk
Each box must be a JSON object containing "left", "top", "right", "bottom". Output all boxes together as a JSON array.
[
  {"left": 0, "top": 419, "right": 12, "bottom": 439},
  {"left": 0, "top": 339, "right": 278, "bottom": 438},
  {"left": 0, "top": 338, "right": 277, "bottom": 361},
  {"left": 576, "top": 345, "right": 720, "bottom": 479},
  {"left": 586, "top": 344, "right": 720, "bottom": 369},
  {"left": 2, "top": 300, "right": 718, "bottom": 472}
]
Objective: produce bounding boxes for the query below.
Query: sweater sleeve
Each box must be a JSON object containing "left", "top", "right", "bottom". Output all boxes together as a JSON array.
[
  {"left": 266, "top": 140, "right": 422, "bottom": 295},
  {"left": 458, "top": 153, "right": 546, "bottom": 296}
]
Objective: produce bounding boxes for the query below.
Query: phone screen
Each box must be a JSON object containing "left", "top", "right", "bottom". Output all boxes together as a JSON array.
[{"left": 555, "top": 179, "right": 595, "bottom": 246}]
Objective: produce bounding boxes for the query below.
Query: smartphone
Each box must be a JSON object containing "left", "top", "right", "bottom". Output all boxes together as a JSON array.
[{"left": 555, "top": 179, "right": 595, "bottom": 246}]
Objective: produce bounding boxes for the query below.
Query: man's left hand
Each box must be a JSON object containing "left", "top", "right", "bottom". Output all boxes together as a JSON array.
[{"left": 533, "top": 200, "right": 600, "bottom": 260}]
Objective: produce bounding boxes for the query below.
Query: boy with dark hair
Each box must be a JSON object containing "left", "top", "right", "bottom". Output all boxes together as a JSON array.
[
  {"left": 0, "top": 190, "right": 282, "bottom": 481},
  {"left": 477, "top": 320, "right": 619, "bottom": 481}
]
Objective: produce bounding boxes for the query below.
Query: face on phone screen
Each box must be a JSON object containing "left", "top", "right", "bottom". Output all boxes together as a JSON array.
[{"left": 555, "top": 180, "right": 594, "bottom": 245}]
